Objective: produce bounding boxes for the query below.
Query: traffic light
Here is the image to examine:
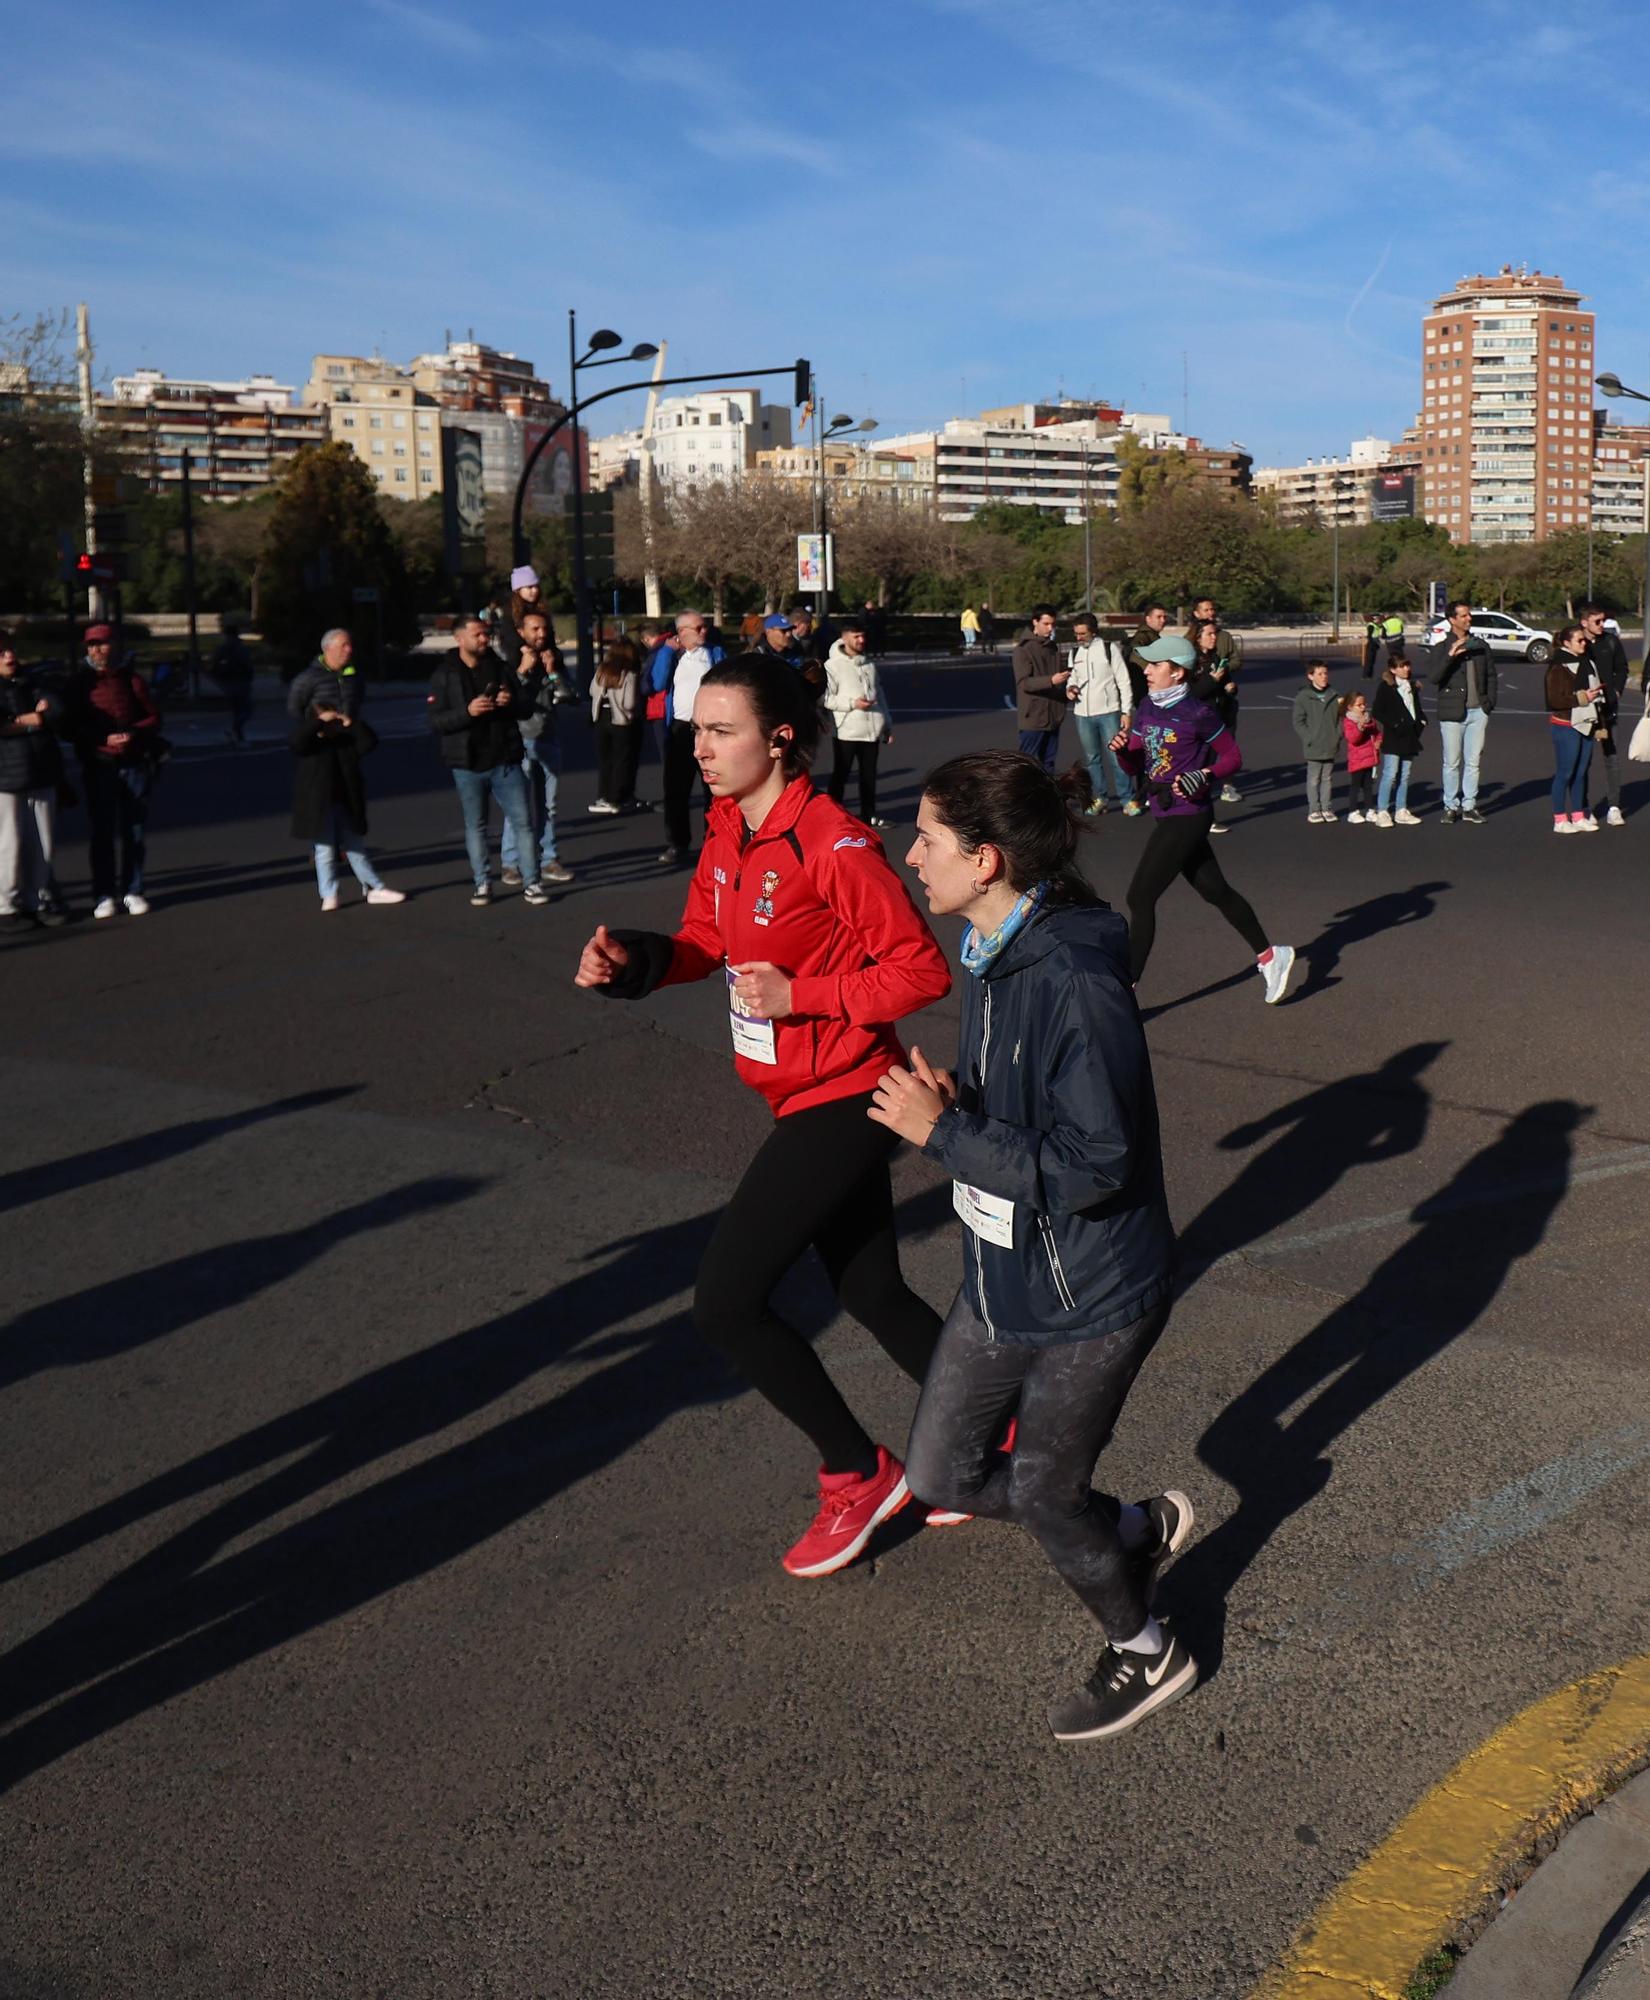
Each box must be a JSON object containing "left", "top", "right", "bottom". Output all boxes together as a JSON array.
[
  {"left": 795, "top": 358, "right": 812, "bottom": 406},
  {"left": 584, "top": 488, "right": 616, "bottom": 585}
]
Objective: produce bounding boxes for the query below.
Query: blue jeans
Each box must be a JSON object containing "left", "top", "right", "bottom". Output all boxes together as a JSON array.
[
  {"left": 1075, "top": 711, "right": 1129, "bottom": 806},
  {"left": 1018, "top": 727, "right": 1061, "bottom": 772},
  {"left": 452, "top": 764, "right": 535, "bottom": 889},
  {"left": 313, "top": 808, "right": 383, "bottom": 900},
  {"left": 1376, "top": 753, "right": 1411, "bottom": 815},
  {"left": 1438, "top": 708, "right": 1489, "bottom": 811},
  {"left": 501, "top": 733, "right": 560, "bottom": 871},
  {"left": 1551, "top": 726, "right": 1593, "bottom": 814},
  {"left": 85, "top": 760, "right": 151, "bottom": 898}
]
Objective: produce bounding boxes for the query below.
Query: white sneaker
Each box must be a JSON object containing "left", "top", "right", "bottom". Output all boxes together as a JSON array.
[
  {"left": 1576, "top": 815, "right": 1600, "bottom": 832},
  {"left": 365, "top": 886, "right": 406, "bottom": 904},
  {"left": 1321, "top": 810, "right": 1339, "bottom": 822},
  {"left": 587, "top": 799, "right": 621, "bottom": 815},
  {"left": 1553, "top": 817, "right": 1576, "bottom": 834},
  {"left": 1347, "top": 810, "right": 1365, "bottom": 825},
  {"left": 93, "top": 896, "right": 117, "bottom": 920},
  {"left": 1261, "top": 944, "right": 1296, "bottom": 1006},
  {"left": 1394, "top": 809, "right": 1422, "bottom": 826},
  {"left": 1374, "top": 810, "right": 1393, "bottom": 828},
  {"left": 321, "top": 894, "right": 340, "bottom": 911},
  {"left": 1607, "top": 807, "right": 1626, "bottom": 826},
  {"left": 122, "top": 893, "right": 150, "bottom": 916},
  {"left": 1307, "top": 812, "right": 1323, "bottom": 823}
]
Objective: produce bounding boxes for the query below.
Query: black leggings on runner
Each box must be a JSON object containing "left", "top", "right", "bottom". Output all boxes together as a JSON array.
[
  {"left": 692, "top": 1091, "right": 942, "bottom": 1472},
  {"left": 906, "top": 1287, "right": 1171, "bottom": 1640},
  {"left": 1125, "top": 809, "right": 1268, "bottom": 983}
]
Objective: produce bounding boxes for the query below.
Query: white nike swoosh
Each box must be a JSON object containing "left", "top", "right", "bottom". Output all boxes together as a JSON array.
[{"left": 1144, "top": 1651, "right": 1174, "bottom": 1687}]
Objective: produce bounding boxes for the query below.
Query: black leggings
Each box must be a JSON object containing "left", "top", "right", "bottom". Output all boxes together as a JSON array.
[
  {"left": 1125, "top": 809, "right": 1268, "bottom": 983},
  {"left": 693, "top": 1092, "right": 941, "bottom": 1471},
  {"left": 905, "top": 1287, "right": 1171, "bottom": 1639}
]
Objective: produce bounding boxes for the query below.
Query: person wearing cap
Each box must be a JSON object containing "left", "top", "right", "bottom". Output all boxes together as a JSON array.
[
  {"left": 71, "top": 624, "right": 161, "bottom": 920},
  {"left": 0, "top": 628, "right": 69, "bottom": 931},
  {"left": 753, "top": 612, "right": 802, "bottom": 669},
  {"left": 497, "top": 565, "right": 559, "bottom": 675},
  {"left": 1112, "top": 635, "right": 1295, "bottom": 1004},
  {"left": 1011, "top": 605, "right": 1070, "bottom": 773},
  {"left": 287, "top": 628, "right": 362, "bottom": 723}
]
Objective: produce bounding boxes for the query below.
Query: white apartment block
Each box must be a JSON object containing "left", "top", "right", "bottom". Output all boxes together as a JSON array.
[
  {"left": 594, "top": 391, "right": 792, "bottom": 496},
  {"left": 873, "top": 417, "right": 1121, "bottom": 523},
  {"left": 1252, "top": 437, "right": 1399, "bottom": 524}
]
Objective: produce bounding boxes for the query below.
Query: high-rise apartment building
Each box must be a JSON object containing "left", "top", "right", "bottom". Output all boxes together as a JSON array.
[
  {"left": 101, "top": 369, "right": 327, "bottom": 499},
  {"left": 1420, "top": 266, "right": 1595, "bottom": 544}
]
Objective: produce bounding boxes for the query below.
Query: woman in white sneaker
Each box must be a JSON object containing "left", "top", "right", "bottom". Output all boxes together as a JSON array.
[
  {"left": 1544, "top": 623, "right": 1604, "bottom": 834},
  {"left": 1371, "top": 649, "right": 1426, "bottom": 826}
]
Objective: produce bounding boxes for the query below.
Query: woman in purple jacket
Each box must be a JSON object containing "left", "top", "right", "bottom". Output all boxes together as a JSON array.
[{"left": 1113, "top": 636, "right": 1295, "bottom": 1003}]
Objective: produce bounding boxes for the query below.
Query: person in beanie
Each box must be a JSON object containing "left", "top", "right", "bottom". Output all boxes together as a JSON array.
[
  {"left": 287, "top": 627, "right": 362, "bottom": 721},
  {"left": 0, "top": 629, "right": 69, "bottom": 931},
  {"left": 289, "top": 699, "right": 405, "bottom": 911},
  {"left": 72, "top": 624, "right": 161, "bottom": 919},
  {"left": 428, "top": 613, "right": 547, "bottom": 907},
  {"left": 497, "top": 565, "right": 558, "bottom": 673}
]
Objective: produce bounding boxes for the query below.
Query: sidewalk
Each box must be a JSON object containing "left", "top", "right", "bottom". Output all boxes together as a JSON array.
[{"left": 1448, "top": 1765, "right": 1650, "bottom": 1997}]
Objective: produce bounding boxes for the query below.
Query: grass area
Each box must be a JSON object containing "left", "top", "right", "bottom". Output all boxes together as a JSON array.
[{"left": 1403, "top": 1946, "right": 1459, "bottom": 1998}]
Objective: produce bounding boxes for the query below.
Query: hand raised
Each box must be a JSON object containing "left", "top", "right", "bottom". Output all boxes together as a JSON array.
[{"left": 575, "top": 923, "right": 630, "bottom": 988}]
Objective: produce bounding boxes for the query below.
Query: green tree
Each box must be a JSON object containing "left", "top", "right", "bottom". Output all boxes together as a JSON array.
[{"left": 258, "top": 443, "right": 419, "bottom": 664}]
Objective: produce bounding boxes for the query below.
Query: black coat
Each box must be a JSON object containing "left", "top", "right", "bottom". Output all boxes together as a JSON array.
[
  {"left": 0, "top": 674, "right": 65, "bottom": 794},
  {"left": 427, "top": 655, "right": 525, "bottom": 771},
  {"left": 1372, "top": 676, "right": 1427, "bottom": 758},
  {"left": 922, "top": 900, "right": 1175, "bottom": 1343},
  {"left": 1423, "top": 636, "right": 1497, "bottom": 721},
  {"left": 291, "top": 715, "right": 379, "bottom": 840}
]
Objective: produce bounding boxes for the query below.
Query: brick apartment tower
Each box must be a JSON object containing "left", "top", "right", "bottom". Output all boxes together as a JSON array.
[{"left": 1420, "top": 266, "right": 1595, "bottom": 544}]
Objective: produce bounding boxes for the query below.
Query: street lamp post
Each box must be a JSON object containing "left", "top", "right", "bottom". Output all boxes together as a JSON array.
[
  {"left": 1596, "top": 373, "right": 1650, "bottom": 668},
  {"left": 1329, "top": 474, "right": 1353, "bottom": 643},
  {"left": 813, "top": 398, "right": 877, "bottom": 619}
]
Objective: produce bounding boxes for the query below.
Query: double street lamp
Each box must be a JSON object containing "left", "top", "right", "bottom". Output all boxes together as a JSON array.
[
  {"left": 1329, "top": 473, "right": 1354, "bottom": 642},
  {"left": 565, "top": 316, "right": 658, "bottom": 684},
  {"left": 813, "top": 402, "right": 877, "bottom": 617},
  {"left": 1595, "top": 372, "right": 1650, "bottom": 659}
]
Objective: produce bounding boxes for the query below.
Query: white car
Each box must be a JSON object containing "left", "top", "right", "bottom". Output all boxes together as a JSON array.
[{"left": 1422, "top": 609, "right": 1553, "bottom": 663}]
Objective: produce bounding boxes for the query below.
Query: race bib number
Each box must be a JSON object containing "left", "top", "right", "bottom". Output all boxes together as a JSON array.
[
  {"left": 953, "top": 1181, "right": 1014, "bottom": 1248},
  {"left": 727, "top": 968, "right": 777, "bottom": 1065}
]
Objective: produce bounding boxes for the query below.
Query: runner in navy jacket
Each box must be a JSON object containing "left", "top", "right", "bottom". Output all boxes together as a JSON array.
[
  {"left": 872, "top": 748, "right": 1199, "bottom": 1743},
  {"left": 575, "top": 655, "right": 950, "bottom": 1580}
]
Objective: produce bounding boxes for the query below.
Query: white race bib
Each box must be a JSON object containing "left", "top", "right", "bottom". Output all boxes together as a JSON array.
[
  {"left": 727, "top": 968, "right": 778, "bottom": 1065},
  {"left": 953, "top": 1181, "right": 1014, "bottom": 1248}
]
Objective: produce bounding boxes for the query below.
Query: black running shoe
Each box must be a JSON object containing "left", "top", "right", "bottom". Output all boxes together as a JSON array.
[
  {"left": 1047, "top": 1619, "right": 1199, "bottom": 1743},
  {"left": 1129, "top": 1490, "right": 1195, "bottom": 1606},
  {"left": 1462, "top": 808, "right": 1486, "bottom": 826}
]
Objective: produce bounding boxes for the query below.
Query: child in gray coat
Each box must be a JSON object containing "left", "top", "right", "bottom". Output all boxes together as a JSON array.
[{"left": 1292, "top": 659, "right": 1341, "bottom": 822}]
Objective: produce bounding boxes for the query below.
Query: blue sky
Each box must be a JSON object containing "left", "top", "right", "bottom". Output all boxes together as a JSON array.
[{"left": 6, "top": 0, "right": 1649, "bottom": 466}]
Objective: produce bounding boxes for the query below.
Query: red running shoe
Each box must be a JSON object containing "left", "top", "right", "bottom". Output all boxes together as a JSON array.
[
  {"left": 924, "top": 1414, "right": 1018, "bottom": 1527},
  {"left": 783, "top": 1445, "right": 910, "bottom": 1577}
]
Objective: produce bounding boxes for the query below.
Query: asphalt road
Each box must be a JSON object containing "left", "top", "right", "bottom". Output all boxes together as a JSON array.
[{"left": 5, "top": 648, "right": 1650, "bottom": 2000}]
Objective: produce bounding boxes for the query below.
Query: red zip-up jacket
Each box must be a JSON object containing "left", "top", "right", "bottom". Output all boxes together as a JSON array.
[{"left": 633, "top": 775, "right": 950, "bottom": 1118}]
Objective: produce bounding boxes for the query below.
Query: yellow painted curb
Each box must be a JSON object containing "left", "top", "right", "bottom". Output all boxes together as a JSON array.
[{"left": 1252, "top": 1655, "right": 1650, "bottom": 1999}]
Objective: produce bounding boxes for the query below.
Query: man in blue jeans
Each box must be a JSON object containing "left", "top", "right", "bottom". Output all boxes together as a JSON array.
[
  {"left": 428, "top": 614, "right": 547, "bottom": 907},
  {"left": 1425, "top": 600, "right": 1496, "bottom": 825},
  {"left": 1011, "top": 604, "right": 1070, "bottom": 771},
  {"left": 499, "top": 609, "right": 575, "bottom": 887}
]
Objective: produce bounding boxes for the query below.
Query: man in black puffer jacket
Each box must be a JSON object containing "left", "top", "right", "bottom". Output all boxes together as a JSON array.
[{"left": 0, "top": 630, "right": 69, "bottom": 929}]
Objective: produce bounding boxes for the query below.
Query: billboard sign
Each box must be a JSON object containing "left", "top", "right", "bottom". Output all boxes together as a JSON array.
[
  {"left": 1370, "top": 472, "right": 1416, "bottom": 522},
  {"left": 441, "top": 426, "right": 486, "bottom": 576},
  {"left": 797, "top": 532, "right": 834, "bottom": 593}
]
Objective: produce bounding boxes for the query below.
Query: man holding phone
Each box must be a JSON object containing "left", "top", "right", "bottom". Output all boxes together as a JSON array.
[
  {"left": 1424, "top": 600, "right": 1496, "bottom": 825},
  {"left": 428, "top": 613, "right": 546, "bottom": 906}
]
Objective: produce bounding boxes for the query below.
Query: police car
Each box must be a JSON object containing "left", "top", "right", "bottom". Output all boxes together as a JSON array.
[{"left": 1422, "top": 609, "right": 1553, "bottom": 663}]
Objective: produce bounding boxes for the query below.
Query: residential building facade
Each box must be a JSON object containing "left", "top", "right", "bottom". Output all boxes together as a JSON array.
[
  {"left": 1419, "top": 266, "right": 1595, "bottom": 544},
  {"left": 101, "top": 369, "right": 327, "bottom": 500},
  {"left": 1252, "top": 436, "right": 1423, "bottom": 525},
  {"left": 304, "top": 354, "right": 446, "bottom": 500}
]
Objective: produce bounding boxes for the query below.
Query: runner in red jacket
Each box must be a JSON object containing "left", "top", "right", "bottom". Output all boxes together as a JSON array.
[{"left": 577, "top": 655, "right": 950, "bottom": 1577}]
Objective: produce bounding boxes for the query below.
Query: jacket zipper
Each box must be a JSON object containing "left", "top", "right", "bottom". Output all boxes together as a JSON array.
[
  {"left": 1039, "top": 1216, "right": 1077, "bottom": 1312},
  {"left": 974, "top": 982, "right": 997, "bottom": 1342}
]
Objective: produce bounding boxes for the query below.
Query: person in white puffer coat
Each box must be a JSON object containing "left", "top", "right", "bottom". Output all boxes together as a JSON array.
[{"left": 823, "top": 621, "right": 893, "bottom": 827}]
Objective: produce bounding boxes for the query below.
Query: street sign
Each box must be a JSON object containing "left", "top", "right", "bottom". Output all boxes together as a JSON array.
[
  {"left": 352, "top": 586, "right": 380, "bottom": 604},
  {"left": 797, "top": 532, "right": 834, "bottom": 593},
  {"left": 1427, "top": 580, "right": 1448, "bottom": 622}
]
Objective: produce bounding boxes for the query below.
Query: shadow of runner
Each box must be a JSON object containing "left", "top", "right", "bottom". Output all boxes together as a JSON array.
[
  {"left": 0, "top": 1183, "right": 956, "bottom": 1791},
  {"left": 1289, "top": 880, "right": 1450, "bottom": 1002},
  {"left": 1175, "top": 1042, "right": 1446, "bottom": 1283},
  {"left": 0, "top": 1086, "right": 361, "bottom": 1216},
  {"left": 0, "top": 1175, "right": 486, "bottom": 1390},
  {"left": 1164, "top": 1100, "right": 1588, "bottom": 1676}
]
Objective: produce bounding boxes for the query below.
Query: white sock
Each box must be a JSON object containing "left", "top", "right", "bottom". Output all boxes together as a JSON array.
[
  {"left": 1116, "top": 1616, "right": 1164, "bottom": 1656},
  {"left": 1115, "top": 1502, "right": 1151, "bottom": 1551}
]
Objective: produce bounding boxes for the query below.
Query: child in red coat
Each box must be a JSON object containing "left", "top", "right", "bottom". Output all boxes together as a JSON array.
[{"left": 1340, "top": 692, "right": 1383, "bottom": 824}]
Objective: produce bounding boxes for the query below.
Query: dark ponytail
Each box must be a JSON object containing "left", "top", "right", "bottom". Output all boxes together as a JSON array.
[
  {"left": 921, "top": 750, "right": 1098, "bottom": 905},
  {"left": 699, "top": 655, "right": 820, "bottom": 775}
]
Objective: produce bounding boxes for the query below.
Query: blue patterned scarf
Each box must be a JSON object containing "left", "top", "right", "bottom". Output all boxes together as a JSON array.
[{"left": 961, "top": 881, "right": 1048, "bottom": 976}]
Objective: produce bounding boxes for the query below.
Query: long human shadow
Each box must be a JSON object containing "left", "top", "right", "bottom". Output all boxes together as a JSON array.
[
  {"left": 0, "top": 1178, "right": 957, "bottom": 1792},
  {"left": 1163, "top": 1101, "right": 1588, "bottom": 1672},
  {"left": 0, "top": 1086, "right": 360, "bottom": 1217},
  {"left": 0, "top": 1175, "right": 486, "bottom": 1390},
  {"left": 1137, "top": 884, "right": 1450, "bottom": 1023},
  {"left": 1174, "top": 1041, "right": 1447, "bottom": 1284}
]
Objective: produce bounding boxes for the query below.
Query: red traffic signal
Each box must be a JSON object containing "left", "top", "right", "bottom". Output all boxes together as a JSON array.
[{"left": 76, "top": 552, "right": 95, "bottom": 573}]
